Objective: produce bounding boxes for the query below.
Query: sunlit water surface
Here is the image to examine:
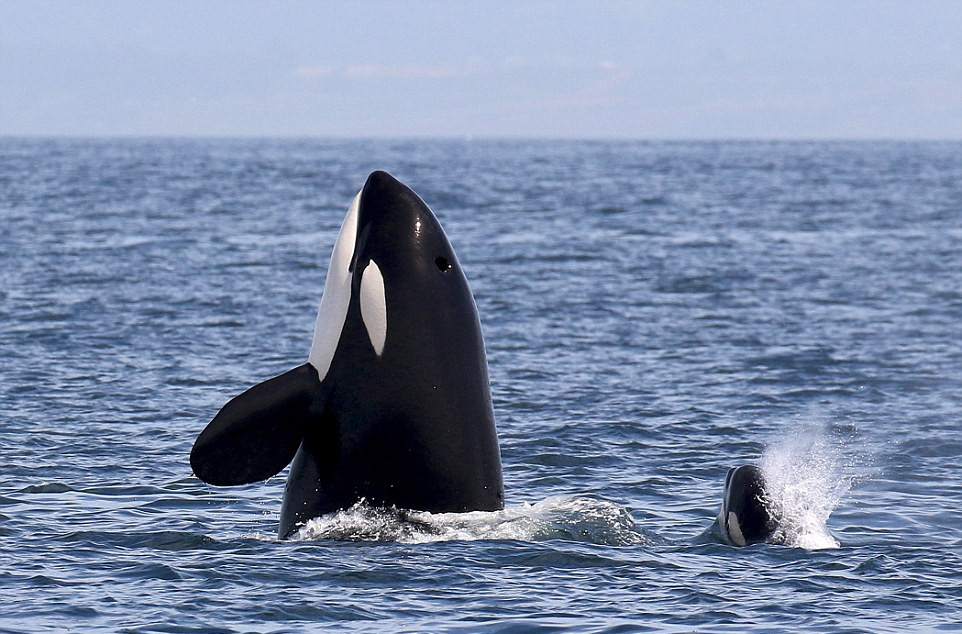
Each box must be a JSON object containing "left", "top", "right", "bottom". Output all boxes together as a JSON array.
[{"left": 2, "top": 139, "right": 961, "bottom": 632}]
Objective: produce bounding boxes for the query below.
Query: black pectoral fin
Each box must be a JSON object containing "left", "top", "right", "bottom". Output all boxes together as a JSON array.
[{"left": 190, "top": 363, "right": 325, "bottom": 486}]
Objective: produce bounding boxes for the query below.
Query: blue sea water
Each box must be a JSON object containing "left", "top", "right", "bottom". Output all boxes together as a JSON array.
[{"left": 2, "top": 138, "right": 961, "bottom": 632}]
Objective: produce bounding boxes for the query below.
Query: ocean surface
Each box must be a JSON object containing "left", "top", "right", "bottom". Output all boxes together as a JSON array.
[{"left": 2, "top": 138, "right": 961, "bottom": 632}]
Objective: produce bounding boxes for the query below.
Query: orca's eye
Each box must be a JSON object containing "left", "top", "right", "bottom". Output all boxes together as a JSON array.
[{"left": 435, "top": 256, "right": 452, "bottom": 272}]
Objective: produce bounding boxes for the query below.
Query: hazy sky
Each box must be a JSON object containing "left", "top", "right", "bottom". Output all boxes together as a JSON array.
[{"left": 2, "top": 0, "right": 960, "bottom": 138}]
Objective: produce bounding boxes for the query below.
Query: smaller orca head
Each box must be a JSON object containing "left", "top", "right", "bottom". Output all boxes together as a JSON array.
[{"left": 718, "top": 465, "right": 780, "bottom": 546}]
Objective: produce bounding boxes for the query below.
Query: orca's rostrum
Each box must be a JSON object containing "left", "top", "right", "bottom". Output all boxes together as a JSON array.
[{"left": 190, "top": 171, "right": 504, "bottom": 538}]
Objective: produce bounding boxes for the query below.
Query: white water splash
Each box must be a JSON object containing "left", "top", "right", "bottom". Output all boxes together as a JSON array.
[
  {"left": 761, "top": 426, "right": 854, "bottom": 550},
  {"left": 290, "top": 496, "right": 649, "bottom": 545}
]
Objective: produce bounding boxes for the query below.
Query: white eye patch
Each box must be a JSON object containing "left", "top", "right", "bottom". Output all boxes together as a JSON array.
[
  {"left": 727, "top": 511, "right": 747, "bottom": 546},
  {"left": 359, "top": 259, "right": 387, "bottom": 356}
]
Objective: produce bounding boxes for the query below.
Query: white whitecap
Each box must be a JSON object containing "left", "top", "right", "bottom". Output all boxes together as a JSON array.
[
  {"left": 289, "top": 496, "right": 650, "bottom": 546},
  {"left": 761, "top": 425, "right": 854, "bottom": 550}
]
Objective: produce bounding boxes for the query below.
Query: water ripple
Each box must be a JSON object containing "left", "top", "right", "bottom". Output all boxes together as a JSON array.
[{"left": 2, "top": 139, "right": 961, "bottom": 632}]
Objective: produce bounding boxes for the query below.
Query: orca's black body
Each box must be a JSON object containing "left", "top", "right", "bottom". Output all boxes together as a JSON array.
[
  {"left": 717, "top": 465, "right": 780, "bottom": 546},
  {"left": 191, "top": 171, "right": 504, "bottom": 538}
]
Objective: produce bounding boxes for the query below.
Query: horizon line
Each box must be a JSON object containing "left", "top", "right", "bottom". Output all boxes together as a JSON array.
[{"left": 2, "top": 133, "right": 961, "bottom": 143}]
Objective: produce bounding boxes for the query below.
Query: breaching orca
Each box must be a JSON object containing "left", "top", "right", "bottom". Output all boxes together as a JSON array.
[
  {"left": 190, "top": 171, "right": 504, "bottom": 538},
  {"left": 717, "top": 465, "right": 780, "bottom": 546}
]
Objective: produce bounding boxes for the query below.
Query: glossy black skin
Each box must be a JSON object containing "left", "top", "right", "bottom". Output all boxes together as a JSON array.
[
  {"left": 191, "top": 364, "right": 324, "bottom": 487},
  {"left": 191, "top": 172, "right": 504, "bottom": 538},
  {"left": 720, "top": 465, "right": 780, "bottom": 545},
  {"left": 278, "top": 171, "right": 504, "bottom": 537}
]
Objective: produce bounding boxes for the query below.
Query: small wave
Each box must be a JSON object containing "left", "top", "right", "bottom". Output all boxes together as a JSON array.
[
  {"left": 19, "top": 482, "right": 74, "bottom": 494},
  {"left": 290, "top": 496, "right": 650, "bottom": 546},
  {"left": 761, "top": 426, "right": 855, "bottom": 550}
]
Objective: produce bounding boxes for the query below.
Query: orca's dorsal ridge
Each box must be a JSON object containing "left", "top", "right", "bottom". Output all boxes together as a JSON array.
[{"left": 190, "top": 171, "right": 504, "bottom": 538}]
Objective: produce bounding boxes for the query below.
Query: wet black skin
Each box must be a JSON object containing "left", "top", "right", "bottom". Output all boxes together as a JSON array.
[
  {"left": 191, "top": 171, "right": 504, "bottom": 538},
  {"left": 720, "top": 465, "right": 780, "bottom": 545}
]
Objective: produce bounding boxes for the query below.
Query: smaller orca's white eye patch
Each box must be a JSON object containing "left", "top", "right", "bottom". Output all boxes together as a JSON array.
[
  {"left": 727, "top": 511, "right": 747, "bottom": 546},
  {"left": 359, "top": 259, "right": 387, "bottom": 356}
]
